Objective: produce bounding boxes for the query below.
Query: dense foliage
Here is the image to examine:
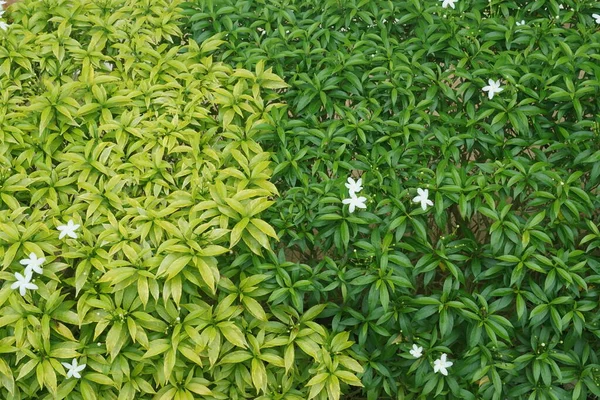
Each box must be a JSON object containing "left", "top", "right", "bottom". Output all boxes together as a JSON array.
[
  {"left": 2, "top": 0, "right": 600, "bottom": 399},
  {"left": 179, "top": 0, "right": 600, "bottom": 399},
  {"left": 0, "top": 0, "right": 364, "bottom": 399}
]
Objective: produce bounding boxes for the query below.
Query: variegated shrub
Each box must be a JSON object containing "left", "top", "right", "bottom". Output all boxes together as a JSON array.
[{"left": 0, "top": 0, "right": 363, "bottom": 399}]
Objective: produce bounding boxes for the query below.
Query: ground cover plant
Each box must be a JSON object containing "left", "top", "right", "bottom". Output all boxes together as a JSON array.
[
  {"left": 0, "top": 0, "right": 365, "bottom": 399},
  {"left": 1, "top": 0, "right": 600, "bottom": 400},
  {"left": 179, "top": 0, "right": 600, "bottom": 399}
]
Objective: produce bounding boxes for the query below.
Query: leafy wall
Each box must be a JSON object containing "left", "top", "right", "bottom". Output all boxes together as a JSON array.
[{"left": 180, "top": 0, "right": 600, "bottom": 399}]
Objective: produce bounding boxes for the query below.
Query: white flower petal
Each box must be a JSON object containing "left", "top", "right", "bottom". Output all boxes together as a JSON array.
[
  {"left": 433, "top": 353, "right": 453, "bottom": 375},
  {"left": 345, "top": 177, "right": 363, "bottom": 195},
  {"left": 413, "top": 188, "right": 433, "bottom": 210},
  {"left": 57, "top": 220, "right": 80, "bottom": 239},
  {"left": 63, "top": 359, "right": 85, "bottom": 379},
  {"left": 343, "top": 195, "right": 367, "bottom": 213},
  {"left": 410, "top": 344, "right": 423, "bottom": 358}
]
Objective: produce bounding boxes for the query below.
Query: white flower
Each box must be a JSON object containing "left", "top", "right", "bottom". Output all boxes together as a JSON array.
[
  {"left": 345, "top": 177, "right": 363, "bottom": 195},
  {"left": 103, "top": 62, "right": 113, "bottom": 71},
  {"left": 10, "top": 272, "right": 38, "bottom": 296},
  {"left": 61, "top": 358, "right": 86, "bottom": 379},
  {"left": 593, "top": 14, "right": 600, "bottom": 24},
  {"left": 433, "top": 353, "right": 453, "bottom": 376},
  {"left": 441, "top": 0, "right": 457, "bottom": 9},
  {"left": 409, "top": 344, "right": 423, "bottom": 358},
  {"left": 19, "top": 252, "right": 45, "bottom": 275},
  {"left": 482, "top": 79, "right": 503, "bottom": 99},
  {"left": 57, "top": 219, "right": 80, "bottom": 239},
  {"left": 516, "top": 20, "right": 525, "bottom": 26},
  {"left": 342, "top": 193, "right": 367, "bottom": 213},
  {"left": 412, "top": 188, "right": 433, "bottom": 211}
]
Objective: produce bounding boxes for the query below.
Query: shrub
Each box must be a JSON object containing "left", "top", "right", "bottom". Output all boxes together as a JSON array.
[
  {"left": 0, "top": 0, "right": 364, "bottom": 399},
  {"left": 180, "top": 0, "right": 600, "bottom": 399}
]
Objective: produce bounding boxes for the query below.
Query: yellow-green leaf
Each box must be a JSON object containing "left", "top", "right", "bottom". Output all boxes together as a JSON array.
[
  {"left": 186, "top": 382, "right": 212, "bottom": 396},
  {"left": 242, "top": 297, "right": 266, "bottom": 321},
  {"left": 335, "top": 370, "right": 363, "bottom": 387},
  {"left": 250, "top": 218, "right": 278, "bottom": 239}
]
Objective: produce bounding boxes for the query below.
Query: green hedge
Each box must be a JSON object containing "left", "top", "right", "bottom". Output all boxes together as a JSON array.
[
  {"left": 2, "top": 0, "right": 600, "bottom": 399},
  {"left": 180, "top": 0, "right": 600, "bottom": 399}
]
